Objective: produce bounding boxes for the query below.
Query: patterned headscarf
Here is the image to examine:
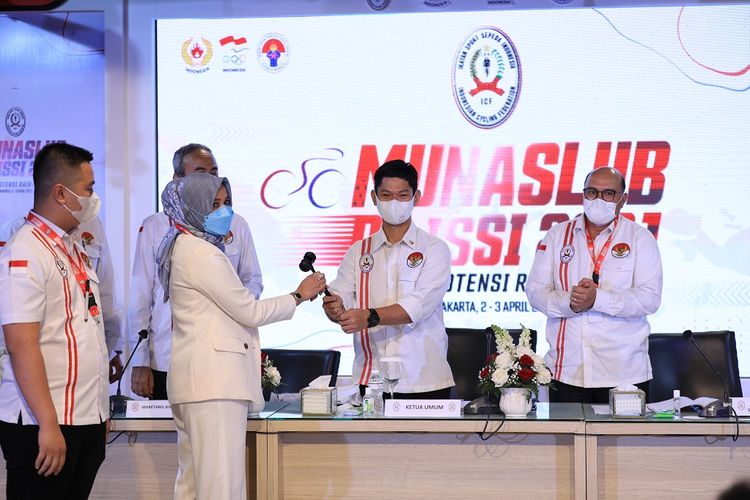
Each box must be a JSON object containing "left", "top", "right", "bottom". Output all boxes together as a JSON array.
[{"left": 156, "top": 173, "right": 232, "bottom": 302}]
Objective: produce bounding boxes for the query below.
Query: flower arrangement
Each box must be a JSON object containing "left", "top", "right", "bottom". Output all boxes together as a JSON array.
[
  {"left": 478, "top": 325, "right": 552, "bottom": 399},
  {"left": 260, "top": 351, "right": 281, "bottom": 393}
]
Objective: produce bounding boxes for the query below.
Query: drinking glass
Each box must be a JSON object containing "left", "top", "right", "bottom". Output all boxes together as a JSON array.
[{"left": 381, "top": 357, "right": 402, "bottom": 399}]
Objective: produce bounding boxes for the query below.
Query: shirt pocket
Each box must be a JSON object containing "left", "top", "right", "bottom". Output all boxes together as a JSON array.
[
  {"left": 225, "top": 244, "right": 241, "bottom": 271},
  {"left": 398, "top": 263, "right": 422, "bottom": 296},
  {"left": 84, "top": 243, "right": 102, "bottom": 271},
  {"left": 601, "top": 258, "right": 635, "bottom": 290},
  {"left": 212, "top": 336, "right": 248, "bottom": 354}
]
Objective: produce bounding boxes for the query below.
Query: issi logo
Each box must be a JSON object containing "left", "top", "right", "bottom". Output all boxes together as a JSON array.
[
  {"left": 452, "top": 27, "right": 521, "bottom": 129},
  {"left": 181, "top": 37, "right": 213, "bottom": 73}
]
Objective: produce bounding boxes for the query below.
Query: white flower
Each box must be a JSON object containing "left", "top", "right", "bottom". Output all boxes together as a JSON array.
[
  {"left": 517, "top": 346, "right": 536, "bottom": 360},
  {"left": 491, "top": 368, "right": 509, "bottom": 387},
  {"left": 536, "top": 367, "right": 552, "bottom": 385},
  {"left": 494, "top": 351, "right": 513, "bottom": 370},
  {"left": 266, "top": 366, "right": 281, "bottom": 386}
]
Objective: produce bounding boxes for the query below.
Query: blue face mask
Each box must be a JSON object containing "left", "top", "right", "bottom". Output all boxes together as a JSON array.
[{"left": 204, "top": 205, "right": 234, "bottom": 236}]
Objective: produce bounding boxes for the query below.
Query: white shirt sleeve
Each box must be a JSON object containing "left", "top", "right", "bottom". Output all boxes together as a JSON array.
[
  {"left": 526, "top": 228, "right": 579, "bottom": 319},
  {"left": 232, "top": 215, "right": 263, "bottom": 299},
  {"left": 328, "top": 244, "right": 360, "bottom": 312},
  {"left": 397, "top": 239, "right": 451, "bottom": 324},
  {"left": 127, "top": 219, "right": 157, "bottom": 367},
  {"left": 591, "top": 229, "right": 663, "bottom": 317},
  {"left": 0, "top": 241, "right": 47, "bottom": 325},
  {"left": 88, "top": 218, "right": 124, "bottom": 355}
]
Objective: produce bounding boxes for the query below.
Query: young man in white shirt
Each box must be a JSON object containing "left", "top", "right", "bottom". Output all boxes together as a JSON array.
[
  {"left": 0, "top": 143, "right": 109, "bottom": 499},
  {"left": 526, "top": 166, "right": 663, "bottom": 403},
  {"left": 0, "top": 216, "right": 124, "bottom": 384},
  {"left": 323, "top": 160, "right": 454, "bottom": 398},
  {"left": 128, "top": 143, "right": 263, "bottom": 399}
]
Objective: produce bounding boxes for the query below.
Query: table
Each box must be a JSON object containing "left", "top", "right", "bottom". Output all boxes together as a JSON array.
[
  {"left": 584, "top": 405, "right": 750, "bottom": 500},
  {"left": 262, "top": 402, "right": 586, "bottom": 500}
]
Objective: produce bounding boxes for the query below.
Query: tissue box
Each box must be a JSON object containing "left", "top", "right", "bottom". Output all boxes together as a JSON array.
[
  {"left": 609, "top": 388, "right": 645, "bottom": 417},
  {"left": 301, "top": 387, "right": 337, "bottom": 415}
]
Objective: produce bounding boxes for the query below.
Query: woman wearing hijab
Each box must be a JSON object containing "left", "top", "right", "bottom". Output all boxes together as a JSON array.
[{"left": 156, "top": 173, "right": 326, "bottom": 500}]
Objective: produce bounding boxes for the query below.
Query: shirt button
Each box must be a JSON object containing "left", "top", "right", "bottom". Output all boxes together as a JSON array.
[{"left": 244, "top": 343, "right": 248, "bottom": 349}]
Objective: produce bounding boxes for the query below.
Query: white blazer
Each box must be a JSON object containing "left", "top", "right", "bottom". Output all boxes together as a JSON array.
[{"left": 166, "top": 234, "right": 295, "bottom": 406}]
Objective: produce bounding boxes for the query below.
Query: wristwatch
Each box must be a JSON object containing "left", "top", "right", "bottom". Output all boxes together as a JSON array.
[
  {"left": 367, "top": 308, "right": 380, "bottom": 328},
  {"left": 291, "top": 291, "right": 304, "bottom": 306}
]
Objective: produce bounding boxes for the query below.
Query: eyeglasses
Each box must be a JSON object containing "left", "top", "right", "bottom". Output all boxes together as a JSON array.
[{"left": 583, "top": 187, "right": 620, "bottom": 202}]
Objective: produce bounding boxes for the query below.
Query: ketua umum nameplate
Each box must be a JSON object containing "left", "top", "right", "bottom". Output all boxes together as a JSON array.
[{"left": 384, "top": 399, "right": 461, "bottom": 418}]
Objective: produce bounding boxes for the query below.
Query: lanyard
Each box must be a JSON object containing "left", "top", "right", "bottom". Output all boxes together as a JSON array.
[
  {"left": 26, "top": 212, "right": 99, "bottom": 320},
  {"left": 174, "top": 223, "right": 191, "bottom": 235},
  {"left": 584, "top": 216, "right": 619, "bottom": 285}
]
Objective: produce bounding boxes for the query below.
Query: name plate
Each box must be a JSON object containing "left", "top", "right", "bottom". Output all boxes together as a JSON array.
[
  {"left": 125, "top": 400, "right": 173, "bottom": 418},
  {"left": 731, "top": 397, "right": 750, "bottom": 416},
  {"left": 384, "top": 399, "right": 461, "bottom": 418}
]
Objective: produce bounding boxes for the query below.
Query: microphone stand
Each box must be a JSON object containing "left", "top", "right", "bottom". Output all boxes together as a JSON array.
[
  {"left": 110, "top": 329, "right": 149, "bottom": 415},
  {"left": 682, "top": 330, "right": 731, "bottom": 418}
]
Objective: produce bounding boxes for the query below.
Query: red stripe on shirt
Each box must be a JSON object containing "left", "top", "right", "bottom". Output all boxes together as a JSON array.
[
  {"left": 357, "top": 238, "right": 372, "bottom": 385},
  {"left": 554, "top": 220, "right": 576, "bottom": 379},
  {"left": 31, "top": 229, "right": 77, "bottom": 424}
]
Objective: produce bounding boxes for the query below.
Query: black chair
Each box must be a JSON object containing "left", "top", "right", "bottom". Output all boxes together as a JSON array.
[
  {"left": 648, "top": 331, "right": 742, "bottom": 403},
  {"left": 262, "top": 348, "right": 341, "bottom": 394},
  {"left": 446, "top": 327, "right": 538, "bottom": 401}
]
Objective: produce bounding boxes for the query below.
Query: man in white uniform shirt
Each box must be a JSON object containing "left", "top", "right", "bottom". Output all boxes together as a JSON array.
[
  {"left": 323, "top": 160, "right": 454, "bottom": 398},
  {"left": 0, "top": 143, "right": 109, "bottom": 499},
  {"left": 129, "top": 143, "right": 263, "bottom": 399},
  {"left": 526, "top": 167, "right": 663, "bottom": 403},
  {"left": 1, "top": 216, "right": 124, "bottom": 384}
]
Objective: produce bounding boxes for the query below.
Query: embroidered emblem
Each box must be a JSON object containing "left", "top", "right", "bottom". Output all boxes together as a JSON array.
[
  {"left": 224, "top": 230, "right": 234, "bottom": 244},
  {"left": 560, "top": 244, "right": 575, "bottom": 263},
  {"left": 55, "top": 258, "right": 68, "bottom": 277},
  {"left": 407, "top": 252, "right": 424, "bottom": 268},
  {"left": 359, "top": 252, "right": 374, "bottom": 273},
  {"left": 611, "top": 242, "right": 630, "bottom": 258},
  {"left": 80, "top": 232, "right": 95, "bottom": 246}
]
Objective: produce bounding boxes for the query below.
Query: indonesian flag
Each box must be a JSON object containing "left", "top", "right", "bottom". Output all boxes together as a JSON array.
[{"left": 9, "top": 260, "right": 28, "bottom": 275}]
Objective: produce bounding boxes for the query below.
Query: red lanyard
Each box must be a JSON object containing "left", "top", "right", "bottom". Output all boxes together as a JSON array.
[
  {"left": 26, "top": 212, "right": 99, "bottom": 319},
  {"left": 584, "top": 216, "right": 619, "bottom": 285},
  {"left": 174, "top": 223, "right": 191, "bottom": 235}
]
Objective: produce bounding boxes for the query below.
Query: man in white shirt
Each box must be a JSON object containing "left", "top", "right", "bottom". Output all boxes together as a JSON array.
[
  {"left": 0, "top": 216, "right": 124, "bottom": 384},
  {"left": 129, "top": 143, "right": 263, "bottom": 399},
  {"left": 323, "top": 160, "right": 454, "bottom": 398},
  {"left": 526, "top": 167, "right": 663, "bottom": 403},
  {"left": 0, "top": 143, "right": 109, "bottom": 499}
]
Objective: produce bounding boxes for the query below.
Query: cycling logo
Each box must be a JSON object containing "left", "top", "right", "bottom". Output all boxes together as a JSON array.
[{"left": 260, "top": 148, "right": 345, "bottom": 209}]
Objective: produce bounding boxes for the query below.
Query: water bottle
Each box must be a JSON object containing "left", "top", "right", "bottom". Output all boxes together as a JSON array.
[
  {"left": 673, "top": 389, "right": 681, "bottom": 419},
  {"left": 368, "top": 369, "right": 385, "bottom": 416},
  {"left": 362, "top": 387, "right": 374, "bottom": 417}
]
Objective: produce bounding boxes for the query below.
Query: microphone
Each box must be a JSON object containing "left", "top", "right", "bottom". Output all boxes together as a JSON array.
[
  {"left": 110, "top": 329, "right": 149, "bottom": 415},
  {"left": 298, "top": 251, "right": 331, "bottom": 296},
  {"left": 682, "top": 330, "right": 731, "bottom": 418}
]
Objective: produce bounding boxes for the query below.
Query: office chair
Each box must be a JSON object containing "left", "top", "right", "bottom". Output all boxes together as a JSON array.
[
  {"left": 262, "top": 348, "right": 341, "bottom": 395},
  {"left": 648, "top": 331, "right": 742, "bottom": 403}
]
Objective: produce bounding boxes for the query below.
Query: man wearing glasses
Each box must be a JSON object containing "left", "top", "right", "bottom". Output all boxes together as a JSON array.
[{"left": 526, "top": 167, "right": 663, "bottom": 403}]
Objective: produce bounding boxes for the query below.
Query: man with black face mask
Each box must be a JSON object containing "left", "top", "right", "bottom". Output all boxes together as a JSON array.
[{"left": 526, "top": 166, "right": 663, "bottom": 404}]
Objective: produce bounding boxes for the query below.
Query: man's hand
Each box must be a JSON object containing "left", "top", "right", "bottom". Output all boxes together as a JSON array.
[
  {"left": 570, "top": 278, "right": 597, "bottom": 312},
  {"left": 337, "top": 308, "right": 370, "bottom": 334},
  {"left": 36, "top": 423, "right": 66, "bottom": 477},
  {"left": 109, "top": 354, "right": 123, "bottom": 383},
  {"left": 322, "top": 294, "right": 345, "bottom": 322},
  {"left": 130, "top": 366, "right": 154, "bottom": 398}
]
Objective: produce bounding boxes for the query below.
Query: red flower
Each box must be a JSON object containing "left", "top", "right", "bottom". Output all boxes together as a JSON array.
[
  {"left": 519, "top": 354, "right": 534, "bottom": 367},
  {"left": 518, "top": 367, "right": 535, "bottom": 382},
  {"left": 261, "top": 351, "right": 268, "bottom": 363},
  {"left": 480, "top": 367, "right": 490, "bottom": 379},
  {"left": 486, "top": 353, "right": 498, "bottom": 364}
]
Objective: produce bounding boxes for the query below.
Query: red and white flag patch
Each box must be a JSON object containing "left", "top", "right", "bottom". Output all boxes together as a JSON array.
[{"left": 9, "top": 260, "right": 28, "bottom": 275}]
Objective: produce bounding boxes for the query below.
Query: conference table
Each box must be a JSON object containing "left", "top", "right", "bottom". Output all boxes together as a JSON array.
[{"left": 1, "top": 402, "right": 748, "bottom": 499}]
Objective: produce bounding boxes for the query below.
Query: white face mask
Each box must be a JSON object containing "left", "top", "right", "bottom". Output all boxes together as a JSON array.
[
  {"left": 376, "top": 197, "right": 415, "bottom": 226},
  {"left": 583, "top": 197, "right": 619, "bottom": 227},
  {"left": 63, "top": 186, "right": 101, "bottom": 224}
]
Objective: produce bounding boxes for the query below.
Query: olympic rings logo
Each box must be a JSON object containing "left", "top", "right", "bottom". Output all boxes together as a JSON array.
[
  {"left": 223, "top": 54, "right": 246, "bottom": 65},
  {"left": 260, "top": 148, "right": 345, "bottom": 209}
]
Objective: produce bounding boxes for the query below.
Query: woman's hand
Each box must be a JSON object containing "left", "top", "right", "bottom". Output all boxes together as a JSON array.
[{"left": 295, "top": 272, "right": 327, "bottom": 301}]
